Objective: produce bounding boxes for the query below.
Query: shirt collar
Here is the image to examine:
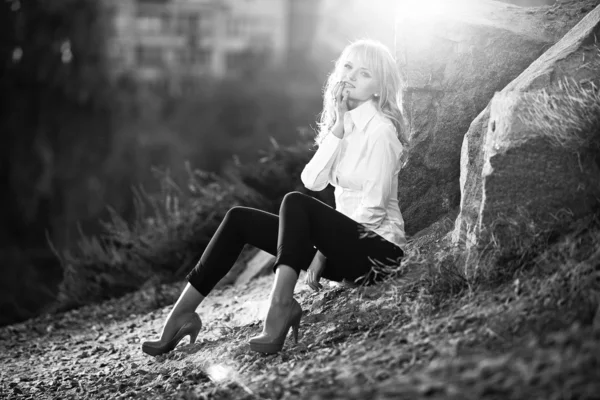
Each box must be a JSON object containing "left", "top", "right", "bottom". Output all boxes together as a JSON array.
[{"left": 344, "top": 100, "right": 378, "bottom": 133}]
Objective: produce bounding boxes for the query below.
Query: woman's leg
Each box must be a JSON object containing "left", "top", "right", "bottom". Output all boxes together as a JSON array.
[
  {"left": 254, "top": 191, "right": 404, "bottom": 346},
  {"left": 273, "top": 192, "right": 404, "bottom": 284},
  {"left": 186, "top": 206, "right": 280, "bottom": 296},
  {"left": 157, "top": 283, "right": 204, "bottom": 342},
  {"left": 258, "top": 264, "right": 299, "bottom": 338},
  {"left": 156, "top": 206, "right": 281, "bottom": 342}
]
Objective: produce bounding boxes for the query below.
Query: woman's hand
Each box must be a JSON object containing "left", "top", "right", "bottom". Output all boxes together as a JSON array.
[
  {"left": 331, "top": 81, "right": 349, "bottom": 138},
  {"left": 305, "top": 251, "right": 326, "bottom": 292}
]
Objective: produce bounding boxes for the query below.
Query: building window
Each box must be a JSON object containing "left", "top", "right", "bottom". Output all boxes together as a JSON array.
[
  {"left": 180, "top": 48, "right": 211, "bottom": 68},
  {"left": 198, "top": 13, "right": 214, "bottom": 36},
  {"left": 193, "top": 49, "right": 211, "bottom": 67},
  {"left": 248, "top": 30, "right": 273, "bottom": 51},
  {"left": 107, "top": 40, "right": 122, "bottom": 60},
  {"left": 138, "top": 16, "right": 162, "bottom": 34},
  {"left": 226, "top": 16, "right": 242, "bottom": 38},
  {"left": 160, "top": 11, "right": 173, "bottom": 34},
  {"left": 136, "top": 45, "right": 164, "bottom": 67},
  {"left": 177, "top": 13, "right": 199, "bottom": 36},
  {"left": 226, "top": 50, "right": 260, "bottom": 71}
]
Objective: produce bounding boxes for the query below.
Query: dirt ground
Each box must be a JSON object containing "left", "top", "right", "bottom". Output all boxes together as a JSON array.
[{"left": 2, "top": 263, "right": 599, "bottom": 399}]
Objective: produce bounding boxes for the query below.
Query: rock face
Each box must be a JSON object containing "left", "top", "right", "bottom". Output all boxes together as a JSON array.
[
  {"left": 394, "top": 0, "right": 599, "bottom": 235},
  {"left": 453, "top": 4, "right": 600, "bottom": 265},
  {"left": 480, "top": 90, "right": 599, "bottom": 237}
]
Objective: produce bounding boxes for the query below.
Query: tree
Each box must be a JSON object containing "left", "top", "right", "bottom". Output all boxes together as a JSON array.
[{"left": 0, "top": 0, "right": 112, "bottom": 326}]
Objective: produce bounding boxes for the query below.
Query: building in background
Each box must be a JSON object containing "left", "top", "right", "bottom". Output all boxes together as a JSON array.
[
  {"left": 102, "top": 0, "right": 399, "bottom": 87},
  {"left": 310, "top": 0, "right": 396, "bottom": 64},
  {"left": 103, "top": 0, "right": 294, "bottom": 82}
]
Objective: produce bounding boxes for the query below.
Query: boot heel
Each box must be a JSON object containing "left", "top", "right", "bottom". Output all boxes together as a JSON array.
[
  {"left": 190, "top": 326, "right": 200, "bottom": 344},
  {"left": 291, "top": 311, "right": 301, "bottom": 344},
  {"left": 291, "top": 320, "right": 300, "bottom": 344}
]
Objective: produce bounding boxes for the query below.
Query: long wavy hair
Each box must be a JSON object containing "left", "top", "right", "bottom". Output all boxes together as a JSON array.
[{"left": 316, "top": 39, "right": 410, "bottom": 156}]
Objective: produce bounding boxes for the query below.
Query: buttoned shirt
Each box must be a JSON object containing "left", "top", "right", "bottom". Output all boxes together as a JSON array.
[{"left": 301, "top": 100, "right": 407, "bottom": 250}]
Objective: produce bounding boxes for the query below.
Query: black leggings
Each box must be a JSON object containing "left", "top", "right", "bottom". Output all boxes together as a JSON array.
[{"left": 186, "top": 191, "right": 404, "bottom": 296}]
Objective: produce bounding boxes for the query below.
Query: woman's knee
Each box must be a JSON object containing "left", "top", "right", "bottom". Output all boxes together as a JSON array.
[
  {"left": 224, "top": 206, "right": 252, "bottom": 224},
  {"left": 280, "top": 191, "right": 308, "bottom": 210}
]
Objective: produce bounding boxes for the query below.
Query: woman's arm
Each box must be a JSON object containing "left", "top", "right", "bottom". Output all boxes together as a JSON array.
[
  {"left": 301, "top": 84, "right": 349, "bottom": 191},
  {"left": 350, "top": 124, "right": 403, "bottom": 230},
  {"left": 305, "top": 250, "right": 327, "bottom": 291},
  {"left": 300, "top": 132, "right": 342, "bottom": 191}
]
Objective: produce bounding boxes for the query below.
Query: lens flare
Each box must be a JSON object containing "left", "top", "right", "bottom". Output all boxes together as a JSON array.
[
  {"left": 397, "top": 0, "right": 476, "bottom": 22},
  {"left": 206, "top": 364, "right": 233, "bottom": 383},
  {"left": 206, "top": 363, "right": 255, "bottom": 395}
]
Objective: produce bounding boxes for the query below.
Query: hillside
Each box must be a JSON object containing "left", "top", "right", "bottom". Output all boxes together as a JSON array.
[{"left": 2, "top": 215, "right": 598, "bottom": 399}]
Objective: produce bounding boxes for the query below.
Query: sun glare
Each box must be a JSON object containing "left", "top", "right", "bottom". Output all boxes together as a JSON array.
[
  {"left": 206, "top": 364, "right": 234, "bottom": 383},
  {"left": 206, "top": 363, "right": 255, "bottom": 395},
  {"left": 394, "top": 0, "right": 479, "bottom": 51},
  {"left": 397, "top": 0, "right": 476, "bottom": 22}
]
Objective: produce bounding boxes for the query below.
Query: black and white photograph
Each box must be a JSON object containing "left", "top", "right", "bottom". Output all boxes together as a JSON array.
[{"left": 1, "top": 0, "right": 599, "bottom": 398}]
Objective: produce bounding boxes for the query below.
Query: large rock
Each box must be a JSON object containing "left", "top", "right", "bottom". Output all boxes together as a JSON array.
[
  {"left": 453, "top": 3, "right": 600, "bottom": 266},
  {"left": 395, "top": 0, "right": 599, "bottom": 235},
  {"left": 479, "top": 88, "right": 599, "bottom": 241},
  {"left": 453, "top": 1, "right": 600, "bottom": 247}
]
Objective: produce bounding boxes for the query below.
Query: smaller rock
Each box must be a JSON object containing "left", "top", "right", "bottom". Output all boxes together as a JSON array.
[{"left": 234, "top": 250, "right": 275, "bottom": 286}]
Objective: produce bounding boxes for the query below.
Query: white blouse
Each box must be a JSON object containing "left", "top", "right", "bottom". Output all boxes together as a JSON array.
[{"left": 301, "top": 100, "right": 407, "bottom": 250}]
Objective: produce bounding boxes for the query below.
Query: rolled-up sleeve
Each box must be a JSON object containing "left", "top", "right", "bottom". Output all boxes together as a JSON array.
[
  {"left": 301, "top": 133, "right": 342, "bottom": 191},
  {"left": 350, "top": 126, "right": 401, "bottom": 229}
]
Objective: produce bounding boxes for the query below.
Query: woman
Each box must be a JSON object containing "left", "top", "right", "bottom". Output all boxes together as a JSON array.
[{"left": 142, "top": 39, "right": 410, "bottom": 356}]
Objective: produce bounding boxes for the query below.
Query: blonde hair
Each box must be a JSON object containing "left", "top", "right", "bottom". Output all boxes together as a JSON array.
[{"left": 316, "top": 39, "right": 410, "bottom": 152}]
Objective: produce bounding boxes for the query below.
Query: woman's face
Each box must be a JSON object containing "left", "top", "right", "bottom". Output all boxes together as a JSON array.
[{"left": 338, "top": 52, "right": 380, "bottom": 106}]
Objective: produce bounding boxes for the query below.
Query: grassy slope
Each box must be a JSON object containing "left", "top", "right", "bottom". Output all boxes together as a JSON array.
[{"left": 1, "top": 216, "right": 599, "bottom": 400}]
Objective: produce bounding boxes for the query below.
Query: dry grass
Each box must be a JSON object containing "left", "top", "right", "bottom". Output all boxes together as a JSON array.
[
  {"left": 461, "top": 206, "right": 580, "bottom": 288},
  {"left": 516, "top": 48, "right": 600, "bottom": 151},
  {"left": 55, "top": 166, "right": 247, "bottom": 309},
  {"left": 54, "top": 139, "right": 313, "bottom": 312}
]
